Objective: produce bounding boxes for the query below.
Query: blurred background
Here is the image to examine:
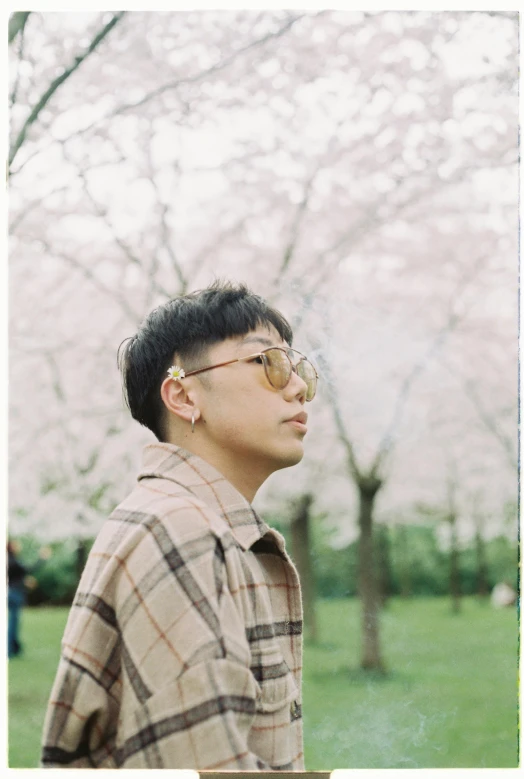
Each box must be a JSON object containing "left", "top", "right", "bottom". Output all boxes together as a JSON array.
[{"left": 7, "top": 9, "right": 518, "bottom": 769}]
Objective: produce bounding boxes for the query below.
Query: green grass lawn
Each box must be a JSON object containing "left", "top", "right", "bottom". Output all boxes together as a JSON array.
[
  {"left": 7, "top": 597, "right": 519, "bottom": 768},
  {"left": 302, "top": 597, "right": 519, "bottom": 769},
  {"left": 8, "top": 606, "right": 70, "bottom": 768}
]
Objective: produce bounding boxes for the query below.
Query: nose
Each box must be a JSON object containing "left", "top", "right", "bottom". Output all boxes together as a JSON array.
[{"left": 286, "top": 367, "right": 307, "bottom": 404}]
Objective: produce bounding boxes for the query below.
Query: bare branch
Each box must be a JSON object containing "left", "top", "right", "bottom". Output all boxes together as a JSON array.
[
  {"left": 441, "top": 358, "right": 518, "bottom": 473},
  {"left": 9, "top": 13, "right": 29, "bottom": 107},
  {"left": 481, "top": 11, "right": 518, "bottom": 21},
  {"left": 8, "top": 12, "right": 30, "bottom": 45},
  {"left": 187, "top": 212, "right": 254, "bottom": 281},
  {"left": 43, "top": 351, "right": 66, "bottom": 403},
  {"left": 307, "top": 153, "right": 513, "bottom": 292},
  {"left": 308, "top": 170, "right": 422, "bottom": 290},
  {"left": 9, "top": 184, "right": 71, "bottom": 233},
  {"left": 8, "top": 11, "right": 127, "bottom": 171},
  {"left": 42, "top": 241, "right": 141, "bottom": 324},
  {"left": 371, "top": 253, "right": 491, "bottom": 475},
  {"left": 270, "top": 172, "right": 317, "bottom": 294},
  {"left": 268, "top": 117, "right": 355, "bottom": 301},
  {"left": 158, "top": 202, "right": 187, "bottom": 294},
  {"left": 143, "top": 142, "right": 188, "bottom": 298},
  {"left": 61, "top": 144, "right": 176, "bottom": 305},
  {"left": 311, "top": 343, "right": 361, "bottom": 480},
  {"left": 111, "top": 14, "right": 304, "bottom": 117},
  {"left": 55, "top": 13, "right": 305, "bottom": 143},
  {"left": 371, "top": 315, "right": 461, "bottom": 479}
]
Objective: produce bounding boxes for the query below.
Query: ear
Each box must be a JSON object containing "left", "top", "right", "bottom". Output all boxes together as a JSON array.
[{"left": 160, "top": 377, "right": 200, "bottom": 425}]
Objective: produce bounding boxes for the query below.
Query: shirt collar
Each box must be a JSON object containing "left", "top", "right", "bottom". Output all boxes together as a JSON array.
[{"left": 137, "top": 442, "right": 270, "bottom": 551}]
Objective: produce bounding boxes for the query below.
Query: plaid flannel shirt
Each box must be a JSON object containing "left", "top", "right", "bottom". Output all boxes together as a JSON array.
[{"left": 41, "top": 443, "right": 304, "bottom": 770}]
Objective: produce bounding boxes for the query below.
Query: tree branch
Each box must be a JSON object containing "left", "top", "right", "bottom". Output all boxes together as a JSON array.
[
  {"left": 43, "top": 241, "right": 141, "bottom": 324},
  {"left": 441, "top": 357, "right": 518, "bottom": 473},
  {"left": 9, "top": 184, "right": 70, "bottom": 233},
  {"left": 268, "top": 116, "right": 355, "bottom": 302},
  {"left": 481, "top": 11, "right": 518, "bottom": 21},
  {"left": 111, "top": 14, "right": 304, "bottom": 117},
  {"left": 9, "top": 13, "right": 29, "bottom": 107},
  {"left": 8, "top": 11, "right": 127, "bottom": 171},
  {"left": 371, "top": 253, "right": 491, "bottom": 476},
  {"left": 63, "top": 145, "right": 176, "bottom": 305},
  {"left": 52, "top": 13, "right": 305, "bottom": 143},
  {"left": 8, "top": 12, "right": 30, "bottom": 45},
  {"left": 143, "top": 141, "right": 188, "bottom": 298},
  {"left": 310, "top": 338, "right": 361, "bottom": 481},
  {"left": 271, "top": 171, "right": 317, "bottom": 292},
  {"left": 43, "top": 351, "right": 66, "bottom": 403},
  {"left": 306, "top": 152, "right": 512, "bottom": 292}
]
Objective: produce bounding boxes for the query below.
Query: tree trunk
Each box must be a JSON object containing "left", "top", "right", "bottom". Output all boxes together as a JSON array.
[
  {"left": 475, "top": 526, "right": 489, "bottom": 597},
  {"left": 448, "top": 512, "right": 461, "bottom": 613},
  {"left": 357, "top": 476, "right": 385, "bottom": 671},
  {"left": 376, "top": 523, "right": 394, "bottom": 607},
  {"left": 397, "top": 524, "right": 412, "bottom": 598},
  {"left": 75, "top": 538, "right": 88, "bottom": 583},
  {"left": 290, "top": 493, "right": 317, "bottom": 642}
]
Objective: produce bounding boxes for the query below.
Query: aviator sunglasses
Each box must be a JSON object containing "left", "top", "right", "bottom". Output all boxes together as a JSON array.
[{"left": 175, "top": 347, "right": 319, "bottom": 401}]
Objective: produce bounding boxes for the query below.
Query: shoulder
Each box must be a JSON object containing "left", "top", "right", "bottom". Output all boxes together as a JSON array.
[
  {"left": 76, "top": 481, "right": 234, "bottom": 616},
  {"left": 104, "top": 478, "right": 233, "bottom": 553}
]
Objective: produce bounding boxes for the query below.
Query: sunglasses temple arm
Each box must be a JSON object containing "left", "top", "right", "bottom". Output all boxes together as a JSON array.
[
  {"left": 184, "top": 358, "right": 238, "bottom": 377},
  {"left": 184, "top": 353, "right": 263, "bottom": 378}
]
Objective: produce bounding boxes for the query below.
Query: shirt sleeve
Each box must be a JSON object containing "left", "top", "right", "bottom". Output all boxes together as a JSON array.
[{"left": 41, "top": 510, "right": 269, "bottom": 770}]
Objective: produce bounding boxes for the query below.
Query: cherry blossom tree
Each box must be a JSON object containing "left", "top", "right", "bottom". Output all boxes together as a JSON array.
[{"left": 8, "top": 11, "right": 517, "bottom": 672}]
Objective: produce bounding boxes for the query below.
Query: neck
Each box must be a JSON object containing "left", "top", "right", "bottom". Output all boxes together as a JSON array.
[
  {"left": 169, "top": 434, "right": 271, "bottom": 503},
  {"left": 200, "top": 451, "right": 268, "bottom": 503}
]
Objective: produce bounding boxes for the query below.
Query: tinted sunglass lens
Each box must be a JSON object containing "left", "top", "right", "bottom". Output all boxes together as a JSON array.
[
  {"left": 297, "top": 359, "right": 317, "bottom": 401},
  {"left": 265, "top": 349, "right": 292, "bottom": 389}
]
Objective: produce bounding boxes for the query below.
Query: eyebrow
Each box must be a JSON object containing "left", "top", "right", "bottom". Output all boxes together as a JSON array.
[{"left": 239, "top": 335, "right": 276, "bottom": 348}]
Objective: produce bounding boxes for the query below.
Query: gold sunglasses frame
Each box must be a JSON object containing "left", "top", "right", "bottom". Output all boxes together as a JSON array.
[{"left": 182, "top": 346, "right": 319, "bottom": 400}]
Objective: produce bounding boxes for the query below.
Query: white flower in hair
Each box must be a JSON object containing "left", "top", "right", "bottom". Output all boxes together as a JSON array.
[{"left": 167, "top": 365, "right": 186, "bottom": 380}]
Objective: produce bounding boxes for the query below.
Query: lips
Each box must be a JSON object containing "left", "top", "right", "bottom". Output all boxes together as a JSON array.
[{"left": 288, "top": 411, "right": 308, "bottom": 425}]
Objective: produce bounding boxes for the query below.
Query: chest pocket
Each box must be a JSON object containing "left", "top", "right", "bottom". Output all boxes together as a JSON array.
[{"left": 250, "top": 641, "right": 299, "bottom": 713}]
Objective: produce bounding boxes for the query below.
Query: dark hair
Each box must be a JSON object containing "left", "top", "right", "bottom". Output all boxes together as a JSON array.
[{"left": 118, "top": 280, "right": 293, "bottom": 441}]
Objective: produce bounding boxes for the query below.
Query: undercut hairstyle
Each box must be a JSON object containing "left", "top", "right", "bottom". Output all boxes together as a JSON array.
[{"left": 118, "top": 280, "right": 294, "bottom": 441}]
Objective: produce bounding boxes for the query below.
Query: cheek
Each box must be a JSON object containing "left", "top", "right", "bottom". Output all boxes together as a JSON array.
[
  {"left": 205, "top": 389, "right": 275, "bottom": 436},
  {"left": 202, "top": 393, "right": 246, "bottom": 430}
]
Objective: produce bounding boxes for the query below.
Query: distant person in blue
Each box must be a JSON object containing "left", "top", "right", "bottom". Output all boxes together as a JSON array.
[
  {"left": 7, "top": 540, "right": 28, "bottom": 658},
  {"left": 7, "top": 540, "right": 51, "bottom": 658}
]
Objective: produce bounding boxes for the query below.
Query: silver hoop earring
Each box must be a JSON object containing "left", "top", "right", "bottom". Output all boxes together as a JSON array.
[{"left": 191, "top": 411, "right": 195, "bottom": 433}]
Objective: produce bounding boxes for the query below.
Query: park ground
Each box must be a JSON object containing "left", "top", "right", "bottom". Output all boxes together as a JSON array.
[{"left": 7, "top": 596, "right": 518, "bottom": 769}]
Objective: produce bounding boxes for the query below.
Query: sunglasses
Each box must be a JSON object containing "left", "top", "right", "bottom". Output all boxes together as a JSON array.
[{"left": 181, "top": 346, "right": 319, "bottom": 401}]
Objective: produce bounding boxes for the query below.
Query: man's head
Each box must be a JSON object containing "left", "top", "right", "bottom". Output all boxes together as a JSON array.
[{"left": 119, "top": 281, "right": 316, "bottom": 498}]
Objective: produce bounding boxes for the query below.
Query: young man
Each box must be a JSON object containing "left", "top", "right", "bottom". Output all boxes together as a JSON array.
[{"left": 41, "top": 281, "right": 318, "bottom": 770}]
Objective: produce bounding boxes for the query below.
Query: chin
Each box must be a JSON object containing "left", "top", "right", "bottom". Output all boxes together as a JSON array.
[{"left": 273, "top": 445, "right": 304, "bottom": 470}]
